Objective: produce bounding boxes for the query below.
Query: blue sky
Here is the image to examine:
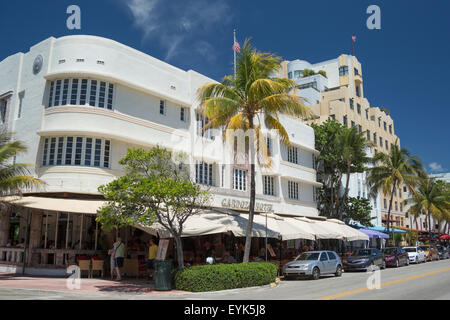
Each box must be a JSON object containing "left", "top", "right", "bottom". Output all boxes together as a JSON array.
[{"left": 0, "top": 0, "right": 449, "bottom": 173}]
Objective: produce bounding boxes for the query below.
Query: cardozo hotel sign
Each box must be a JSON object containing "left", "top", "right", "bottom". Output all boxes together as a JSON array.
[{"left": 221, "top": 198, "right": 274, "bottom": 213}]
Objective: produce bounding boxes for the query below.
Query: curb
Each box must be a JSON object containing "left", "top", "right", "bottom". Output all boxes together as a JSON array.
[{"left": 187, "top": 278, "right": 281, "bottom": 295}]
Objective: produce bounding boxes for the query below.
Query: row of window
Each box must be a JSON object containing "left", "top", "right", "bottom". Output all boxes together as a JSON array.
[
  {"left": 42, "top": 136, "right": 111, "bottom": 168},
  {"left": 296, "top": 81, "right": 318, "bottom": 91},
  {"left": 383, "top": 199, "right": 404, "bottom": 211},
  {"left": 48, "top": 79, "right": 114, "bottom": 110}
]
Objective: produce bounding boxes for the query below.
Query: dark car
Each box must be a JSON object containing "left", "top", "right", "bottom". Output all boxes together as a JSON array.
[
  {"left": 437, "top": 246, "right": 450, "bottom": 259},
  {"left": 382, "top": 247, "right": 409, "bottom": 267},
  {"left": 343, "top": 248, "right": 386, "bottom": 271}
]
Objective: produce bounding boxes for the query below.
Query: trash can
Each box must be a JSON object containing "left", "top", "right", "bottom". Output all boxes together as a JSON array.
[{"left": 154, "top": 260, "right": 172, "bottom": 291}]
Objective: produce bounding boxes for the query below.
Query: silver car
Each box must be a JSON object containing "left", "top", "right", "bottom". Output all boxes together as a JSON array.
[{"left": 283, "top": 251, "right": 343, "bottom": 280}]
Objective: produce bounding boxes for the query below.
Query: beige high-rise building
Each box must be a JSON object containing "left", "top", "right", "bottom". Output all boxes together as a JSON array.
[{"left": 280, "top": 54, "right": 407, "bottom": 230}]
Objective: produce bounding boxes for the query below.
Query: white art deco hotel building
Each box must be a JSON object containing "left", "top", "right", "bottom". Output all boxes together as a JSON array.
[{"left": 0, "top": 36, "right": 322, "bottom": 271}]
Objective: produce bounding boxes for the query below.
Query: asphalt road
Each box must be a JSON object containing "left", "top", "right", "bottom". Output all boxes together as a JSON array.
[{"left": 0, "top": 259, "right": 449, "bottom": 300}]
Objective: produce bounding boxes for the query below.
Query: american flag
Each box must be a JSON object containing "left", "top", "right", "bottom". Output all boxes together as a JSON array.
[
  {"left": 232, "top": 41, "right": 241, "bottom": 53},
  {"left": 352, "top": 35, "right": 357, "bottom": 43}
]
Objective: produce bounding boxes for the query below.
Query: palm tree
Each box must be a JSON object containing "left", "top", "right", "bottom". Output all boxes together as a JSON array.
[
  {"left": 366, "top": 141, "right": 423, "bottom": 244},
  {"left": 0, "top": 131, "right": 43, "bottom": 198},
  {"left": 197, "top": 39, "right": 314, "bottom": 263},
  {"left": 336, "top": 126, "right": 372, "bottom": 220},
  {"left": 404, "top": 177, "right": 449, "bottom": 244}
]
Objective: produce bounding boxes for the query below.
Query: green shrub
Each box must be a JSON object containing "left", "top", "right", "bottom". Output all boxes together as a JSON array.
[{"left": 174, "top": 262, "right": 277, "bottom": 292}]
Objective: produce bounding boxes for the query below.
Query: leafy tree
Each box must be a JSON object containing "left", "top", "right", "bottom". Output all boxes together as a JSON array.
[
  {"left": 367, "top": 141, "right": 423, "bottom": 244},
  {"left": 97, "top": 147, "right": 210, "bottom": 269},
  {"left": 311, "top": 120, "right": 371, "bottom": 220},
  {"left": 343, "top": 196, "right": 374, "bottom": 227},
  {"left": 197, "top": 39, "right": 313, "bottom": 263}
]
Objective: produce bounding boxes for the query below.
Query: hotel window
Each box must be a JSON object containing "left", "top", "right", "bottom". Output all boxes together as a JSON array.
[
  {"left": 366, "top": 130, "right": 370, "bottom": 141},
  {"left": 330, "top": 114, "right": 335, "bottom": 121},
  {"left": 288, "top": 72, "right": 292, "bottom": 79},
  {"left": 43, "top": 136, "right": 111, "bottom": 168},
  {"left": 98, "top": 82, "right": 106, "bottom": 108},
  {"left": 365, "top": 109, "right": 369, "bottom": 120},
  {"left": 160, "top": 100, "right": 165, "bottom": 115},
  {"left": 389, "top": 124, "right": 392, "bottom": 134},
  {"left": 343, "top": 116, "right": 348, "bottom": 127},
  {"left": 383, "top": 121, "right": 387, "bottom": 131},
  {"left": 195, "top": 161, "right": 213, "bottom": 186},
  {"left": 355, "top": 85, "right": 361, "bottom": 97},
  {"left": 313, "top": 186, "right": 317, "bottom": 202},
  {"left": 294, "top": 70, "right": 301, "bottom": 78},
  {"left": 373, "top": 133, "right": 377, "bottom": 144},
  {"left": 80, "top": 79, "right": 88, "bottom": 105},
  {"left": 265, "top": 137, "right": 272, "bottom": 155},
  {"left": 54, "top": 80, "right": 62, "bottom": 106},
  {"left": 400, "top": 203, "right": 403, "bottom": 212},
  {"left": 374, "top": 149, "right": 377, "bottom": 155},
  {"left": 263, "top": 176, "right": 275, "bottom": 196},
  {"left": 48, "top": 78, "right": 114, "bottom": 110},
  {"left": 312, "top": 154, "right": 316, "bottom": 169},
  {"left": 349, "top": 99, "right": 354, "bottom": 110},
  {"left": 339, "top": 66, "right": 349, "bottom": 76},
  {"left": 287, "top": 146, "right": 298, "bottom": 164},
  {"left": 358, "top": 125, "right": 362, "bottom": 133},
  {"left": 378, "top": 117, "right": 381, "bottom": 127},
  {"left": 233, "top": 168, "right": 247, "bottom": 191},
  {"left": 288, "top": 181, "right": 299, "bottom": 200},
  {"left": 196, "top": 112, "right": 213, "bottom": 140},
  {"left": 354, "top": 68, "right": 359, "bottom": 76},
  {"left": 385, "top": 140, "right": 388, "bottom": 150},
  {"left": 17, "top": 92, "right": 25, "bottom": 119},
  {"left": 180, "top": 107, "right": 186, "bottom": 122},
  {"left": 89, "top": 80, "right": 97, "bottom": 106},
  {"left": 351, "top": 121, "right": 355, "bottom": 128},
  {"left": 395, "top": 202, "right": 398, "bottom": 211},
  {"left": 379, "top": 137, "right": 383, "bottom": 147},
  {"left": 357, "top": 104, "right": 361, "bottom": 114}
]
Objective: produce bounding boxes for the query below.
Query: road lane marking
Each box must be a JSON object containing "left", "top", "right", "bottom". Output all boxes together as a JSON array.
[{"left": 316, "top": 267, "right": 450, "bottom": 300}]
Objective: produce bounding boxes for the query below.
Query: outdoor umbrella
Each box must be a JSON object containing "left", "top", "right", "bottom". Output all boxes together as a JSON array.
[
  {"left": 326, "top": 219, "right": 370, "bottom": 241},
  {"left": 358, "top": 228, "right": 389, "bottom": 239},
  {"left": 265, "top": 214, "right": 316, "bottom": 241},
  {"left": 368, "top": 226, "right": 407, "bottom": 234},
  {"left": 295, "top": 217, "right": 345, "bottom": 240},
  {"left": 439, "top": 234, "right": 450, "bottom": 240}
]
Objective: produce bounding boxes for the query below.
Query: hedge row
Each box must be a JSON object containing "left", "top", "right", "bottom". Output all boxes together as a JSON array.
[{"left": 174, "top": 262, "right": 277, "bottom": 292}]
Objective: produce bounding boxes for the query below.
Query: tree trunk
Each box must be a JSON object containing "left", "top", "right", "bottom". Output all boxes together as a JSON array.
[
  {"left": 386, "top": 180, "right": 397, "bottom": 246},
  {"left": 338, "top": 161, "right": 352, "bottom": 221},
  {"left": 174, "top": 235, "right": 184, "bottom": 270},
  {"left": 428, "top": 206, "right": 433, "bottom": 245},
  {"left": 243, "top": 117, "right": 256, "bottom": 263}
]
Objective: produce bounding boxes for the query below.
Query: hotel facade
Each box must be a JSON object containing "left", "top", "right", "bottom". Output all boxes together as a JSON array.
[
  {"left": 279, "top": 54, "right": 407, "bottom": 229},
  {"left": 0, "top": 36, "right": 321, "bottom": 271}
]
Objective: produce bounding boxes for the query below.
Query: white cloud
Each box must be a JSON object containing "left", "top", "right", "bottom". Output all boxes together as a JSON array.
[
  {"left": 429, "top": 162, "right": 445, "bottom": 173},
  {"left": 123, "top": 0, "right": 232, "bottom": 62}
]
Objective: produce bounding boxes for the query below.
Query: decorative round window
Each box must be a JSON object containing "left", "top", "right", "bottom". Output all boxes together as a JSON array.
[{"left": 33, "top": 55, "right": 43, "bottom": 75}]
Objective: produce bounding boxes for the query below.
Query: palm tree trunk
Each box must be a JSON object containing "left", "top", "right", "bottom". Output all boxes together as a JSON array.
[
  {"left": 386, "top": 180, "right": 397, "bottom": 246},
  {"left": 428, "top": 206, "right": 433, "bottom": 244},
  {"left": 243, "top": 117, "right": 256, "bottom": 263},
  {"left": 338, "top": 161, "right": 352, "bottom": 221}
]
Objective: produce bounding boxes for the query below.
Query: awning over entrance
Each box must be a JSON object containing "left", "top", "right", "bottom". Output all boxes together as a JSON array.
[{"left": 1, "top": 196, "right": 106, "bottom": 214}]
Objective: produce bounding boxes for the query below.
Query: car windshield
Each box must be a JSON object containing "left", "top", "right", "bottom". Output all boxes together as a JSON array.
[
  {"left": 352, "top": 249, "right": 371, "bottom": 256},
  {"left": 296, "top": 252, "right": 320, "bottom": 261},
  {"left": 419, "top": 246, "right": 430, "bottom": 251},
  {"left": 403, "top": 248, "right": 417, "bottom": 253},
  {"left": 382, "top": 248, "right": 397, "bottom": 255}
]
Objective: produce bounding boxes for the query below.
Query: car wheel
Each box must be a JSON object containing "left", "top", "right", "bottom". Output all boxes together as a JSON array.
[
  {"left": 312, "top": 267, "right": 320, "bottom": 280},
  {"left": 335, "top": 265, "right": 342, "bottom": 277},
  {"left": 395, "top": 259, "right": 399, "bottom": 268}
]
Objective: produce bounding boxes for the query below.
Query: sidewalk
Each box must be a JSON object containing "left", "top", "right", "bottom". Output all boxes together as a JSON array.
[{"left": 0, "top": 273, "right": 186, "bottom": 297}]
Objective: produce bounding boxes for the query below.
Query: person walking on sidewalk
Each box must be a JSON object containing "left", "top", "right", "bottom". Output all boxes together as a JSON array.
[
  {"left": 146, "top": 238, "right": 158, "bottom": 280},
  {"left": 113, "top": 237, "right": 125, "bottom": 281}
]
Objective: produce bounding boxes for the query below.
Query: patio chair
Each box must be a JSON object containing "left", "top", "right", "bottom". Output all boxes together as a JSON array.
[
  {"left": 78, "top": 259, "right": 91, "bottom": 278},
  {"left": 90, "top": 259, "right": 104, "bottom": 278}
]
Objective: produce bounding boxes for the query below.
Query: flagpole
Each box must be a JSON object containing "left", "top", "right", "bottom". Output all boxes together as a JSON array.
[{"left": 234, "top": 29, "right": 237, "bottom": 79}]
